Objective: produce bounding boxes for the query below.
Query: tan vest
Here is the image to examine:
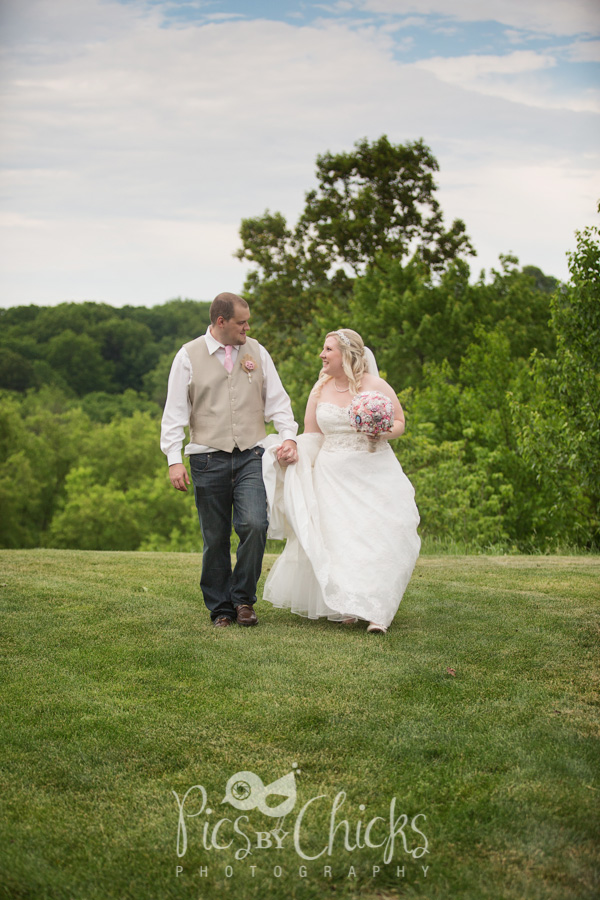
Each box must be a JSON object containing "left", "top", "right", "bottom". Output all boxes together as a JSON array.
[{"left": 184, "top": 335, "right": 267, "bottom": 452}]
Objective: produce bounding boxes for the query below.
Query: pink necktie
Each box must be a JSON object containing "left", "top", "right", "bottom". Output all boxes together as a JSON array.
[{"left": 224, "top": 344, "right": 234, "bottom": 374}]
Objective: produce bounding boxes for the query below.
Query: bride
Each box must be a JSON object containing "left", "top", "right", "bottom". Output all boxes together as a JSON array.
[{"left": 262, "top": 328, "right": 420, "bottom": 633}]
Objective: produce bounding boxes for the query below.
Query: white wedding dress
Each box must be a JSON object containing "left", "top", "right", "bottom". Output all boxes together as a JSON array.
[{"left": 262, "top": 402, "right": 420, "bottom": 628}]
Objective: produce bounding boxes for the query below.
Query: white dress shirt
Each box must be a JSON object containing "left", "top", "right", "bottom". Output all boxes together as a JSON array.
[{"left": 160, "top": 327, "right": 298, "bottom": 466}]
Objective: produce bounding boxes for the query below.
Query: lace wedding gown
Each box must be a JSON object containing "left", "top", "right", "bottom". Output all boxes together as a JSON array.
[{"left": 262, "top": 402, "right": 420, "bottom": 628}]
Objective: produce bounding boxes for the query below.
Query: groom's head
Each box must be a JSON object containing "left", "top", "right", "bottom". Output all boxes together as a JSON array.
[{"left": 210, "top": 292, "right": 250, "bottom": 346}]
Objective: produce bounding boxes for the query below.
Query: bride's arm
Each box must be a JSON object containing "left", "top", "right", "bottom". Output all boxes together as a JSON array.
[
  {"left": 304, "top": 389, "right": 323, "bottom": 434},
  {"left": 360, "top": 374, "right": 405, "bottom": 439},
  {"left": 380, "top": 381, "right": 405, "bottom": 439},
  {"left": 387, "top": 402, "right": 405, "bottom": 439}
]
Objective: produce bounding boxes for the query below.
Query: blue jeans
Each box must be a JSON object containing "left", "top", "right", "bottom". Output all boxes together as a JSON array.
[{"left": 189, "top": 447, "right": 268, "bottom": 621}]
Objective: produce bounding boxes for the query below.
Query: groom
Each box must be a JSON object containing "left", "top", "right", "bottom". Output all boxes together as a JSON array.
[{"left": 161, "top": 292, "right": 298, "bottom": 627}]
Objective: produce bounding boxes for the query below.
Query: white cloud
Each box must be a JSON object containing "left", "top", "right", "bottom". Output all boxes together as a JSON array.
[
  {"left": 357, "top": 0, "right": 600, "bottom": 38},
  {"left": 0, "top": 0, "right": 154, "bottom": 57},
  {"left": 382, "top": 15, "right": 427, "bottom": 30},
  {"left": 417, "top": 49, "right": 555, "bottom": 78},
  {"left": 315, "top": 2, "right": 356, "bottom": 12},
  {"left": 202, "top": 13, "right": 246, "bottom": 22},
  {"left": 0, "top": 0, "right": 598, "bottom": 306},
  {"left": 0, "top": 212, "right": 249, "bottom": 304},
  {"left": 437, "top": 160, "right": 600, "bottom": 275},
  {"left": 565, "top": 39, "right": 600, "bottom": 62},
  {"left": 413, "top": 50, "right": 600, "bottom": 113}
]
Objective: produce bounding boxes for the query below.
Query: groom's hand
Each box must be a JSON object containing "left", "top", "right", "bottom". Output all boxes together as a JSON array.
[
  {"left": 169, "top": 463, "right": 191, "bottom": 491},
  {"left": 277, "top": 439, "right": 298, "bottom": 467}
]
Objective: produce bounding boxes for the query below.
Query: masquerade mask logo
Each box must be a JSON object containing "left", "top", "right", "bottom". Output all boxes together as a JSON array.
[{"left": 222, "top": 766, "right": 298, "bottom": 820}]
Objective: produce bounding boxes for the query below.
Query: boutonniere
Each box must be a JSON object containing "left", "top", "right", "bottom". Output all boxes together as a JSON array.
[{"left": 240, "top": 353, "right": 256, "bottom": 383}]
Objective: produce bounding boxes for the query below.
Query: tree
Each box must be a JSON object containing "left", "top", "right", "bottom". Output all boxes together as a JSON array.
[
  {"left": 79, "top": 389, "right": 160, "bottom": 424},
  {"left": 400, "top": 328, "right": 558, "bottom": 549},
  {"left": 31, "top": 301, "right": 115, "bottom": 342},
  {"left": 346, "top": 252, "right": 555, "bottom": 392},
  {"left": 298, "top": 136, "right": 474, "bottom": 275},
  {"left": 238, "top": 137, "right": 474, "bottom": 285},
  {"left": 471, "top": 255, "right": 555, "bottom": 360},
  {"left": 47, "top": 468, "right": 145, "bottom": 551},
  {"left": 235, "top": 136, "right": 475, "bottom": 357},
  {"left": 43, "top": 329, "right": 116, "bottom": 396},
  {"left": 0, "top": 348, "right": 38, "bottom": 392},
  {"left": 0, "top": 394, "right": 42, "bottom": 547},
  {"left": 521, "top": 265, "right": 560, "bottom": 295},
  {"left": 124, "top": 298, "right": 212, "bottom": 350},
  {"left": 350, "top": 254, "right": 472, "bottom": 390},
  {"left": 512, "top": 208, "right": 600, "bottom": 547},
  {"left": 0, "top": 387, "right": 90, "bottom": 547},
  {"left": 91, "top": 318, "right": 159, "bottom": 393},
  {"left": 0, "top": 299, "right": 212, "bottom": 398},
  {"left": 46, "top": 411, "right": 195, "bottom": 552}
]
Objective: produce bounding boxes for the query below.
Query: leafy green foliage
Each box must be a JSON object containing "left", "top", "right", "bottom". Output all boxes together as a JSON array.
[
  {"left": 0, "top": 347, "right": 39, "bottom": 392},
  {"left": 298, "top": 135, "right": 474, "bottom": 274},
  {"left": 400, "top": 330, "right": 561, "bottom": 548},
  {"left": 231, "top": 134, "right": 590, "bottom": 549},
  {"left": 0, "top": 297, "right": 214, "bottom": 552},
  {"left": 0, "top": 298, "right": 211, "bottom": 396},
  {"left": 0, "top": 388, "right": 90, "bottom": 547},
  {"left": 512, "top": 212, "right": 600, "bottom": 547},
  {"left": 235, "top": 136, "right": 474, "bottom": 358},
  {"left": 44, "top": 329, "right": 116, "bottom": 395},
  {"left": 0, "top": 137, "right": 596, "bottom": 551}
]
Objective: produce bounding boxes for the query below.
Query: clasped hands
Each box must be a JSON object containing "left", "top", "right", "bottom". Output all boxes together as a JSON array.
[
  {"left": 276, "top": 439, "right": 298, "bottom": 468},
  {"left": 169, "top": 439, "right": 298, "bottom": 490}
]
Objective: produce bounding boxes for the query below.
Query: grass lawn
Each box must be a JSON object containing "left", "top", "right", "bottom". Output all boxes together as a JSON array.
[{"left": 0, "top": 549, "right": 598, "bottom": 900}]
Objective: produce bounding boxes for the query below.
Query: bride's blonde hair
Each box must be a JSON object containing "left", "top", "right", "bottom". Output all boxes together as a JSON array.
[{"left": 313, "top": 329, "right": 367, "bottom": 397}]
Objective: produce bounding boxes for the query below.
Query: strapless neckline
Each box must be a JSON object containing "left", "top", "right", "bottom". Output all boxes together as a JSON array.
[{"left": 317, "top": 401, "right": 351, "bottom": 411}]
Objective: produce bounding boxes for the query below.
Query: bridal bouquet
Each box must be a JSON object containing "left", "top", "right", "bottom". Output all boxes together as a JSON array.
[{"left": 348, "top": 391, "right": 393, "bottom": 452}]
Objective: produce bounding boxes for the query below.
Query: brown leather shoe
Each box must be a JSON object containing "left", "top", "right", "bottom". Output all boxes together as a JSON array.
[
  {"left": 213, "top": 616, "right": 233, "bottom": 628},
  {"left": 236, "top": 604, "right": 258, "bottom": 626}
]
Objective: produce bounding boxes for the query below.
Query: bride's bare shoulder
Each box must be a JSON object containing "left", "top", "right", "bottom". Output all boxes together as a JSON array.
[{"left": 359, "top": 373, "right": 384, "bottom": 390}]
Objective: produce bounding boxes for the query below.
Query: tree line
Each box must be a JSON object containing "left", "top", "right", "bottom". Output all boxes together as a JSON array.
[
  {"left": 1, "top": 136, "right": 598, "bottom": 551},
  {"left": 0, "top": 299, "right": 213, "bottom": 551}
]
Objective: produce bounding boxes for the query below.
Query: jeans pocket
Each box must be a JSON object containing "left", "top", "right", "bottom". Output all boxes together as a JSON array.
[{"left": 190, "top": 453, "right": 211, "bottom": 474}]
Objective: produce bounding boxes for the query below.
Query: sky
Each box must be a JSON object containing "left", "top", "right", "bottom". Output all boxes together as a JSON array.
[{"left": 0, "top": 0, "right": 599, "bottom": 308}]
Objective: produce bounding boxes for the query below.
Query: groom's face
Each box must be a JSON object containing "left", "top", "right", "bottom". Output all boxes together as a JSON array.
[{"left": 220, "top": 303, "right": 251, "bottom": 346}]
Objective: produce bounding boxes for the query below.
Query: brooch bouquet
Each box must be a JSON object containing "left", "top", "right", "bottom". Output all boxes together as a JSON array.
[
  {"left": 240, "top": 354, "right": 256, "bottom": 383},
  {"left": 348, "top": 391, "right": 393, "bottom": 452}
]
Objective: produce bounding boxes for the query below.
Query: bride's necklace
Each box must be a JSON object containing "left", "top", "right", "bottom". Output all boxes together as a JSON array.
[{"left": 333, "top": 378, "right": 349, "bottom": 393}]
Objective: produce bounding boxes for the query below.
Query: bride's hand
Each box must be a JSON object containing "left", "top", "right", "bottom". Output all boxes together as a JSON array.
[{"left": 277, "top": 440, "right": 298, "bottom": 467}]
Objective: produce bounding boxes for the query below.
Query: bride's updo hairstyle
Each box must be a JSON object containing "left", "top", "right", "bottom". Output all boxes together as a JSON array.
[{"left": 314, "top": 328, "right": 367, "bottom": 397}]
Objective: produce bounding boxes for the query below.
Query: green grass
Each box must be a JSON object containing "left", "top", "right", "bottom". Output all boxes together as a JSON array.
[{"left": 0, "top": 550, "right": 598, "bottom": 900}]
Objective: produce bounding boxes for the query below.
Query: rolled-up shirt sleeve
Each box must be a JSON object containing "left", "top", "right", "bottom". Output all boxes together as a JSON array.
[
  {"left": 260, "top": 347, "right": 298, "bottom": 442},
  {"left": 160, "top": 348, "right": 192, "bottom": 466}
]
